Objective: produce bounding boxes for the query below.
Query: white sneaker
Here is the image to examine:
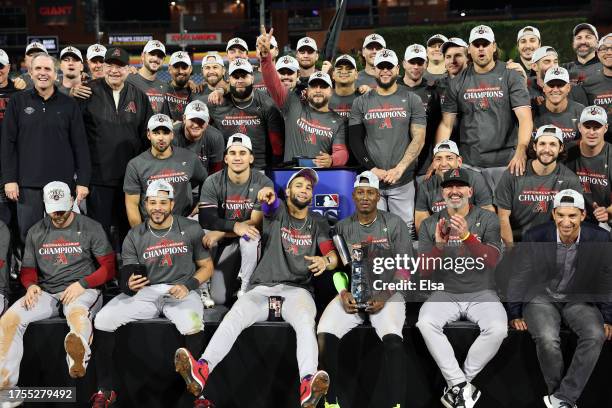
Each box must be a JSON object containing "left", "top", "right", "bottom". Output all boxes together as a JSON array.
[
  {"left": 544, "top": 395, "right": 576, "bottom": 408},
  {"left": 199, "top": 283, "right": 214, "bottom": 309}
]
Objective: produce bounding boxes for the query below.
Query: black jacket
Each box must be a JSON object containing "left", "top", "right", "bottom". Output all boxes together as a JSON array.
[
  {"left": 80, "top": 78, "right": 153, "bottom": 186},
  {"left": 1, "top": 86, "right": 91, "bottom": 188},
  {"left": 507, "top": 222, "right": 612, "bottom": 323}
]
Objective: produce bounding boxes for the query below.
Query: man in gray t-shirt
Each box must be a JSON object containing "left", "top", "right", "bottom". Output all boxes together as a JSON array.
[
  {"left": 581, "top": 35, "right": 612, "bottom": 142},
  {"left": 126, "top": 40, "right": 170, "bottom": 114}
]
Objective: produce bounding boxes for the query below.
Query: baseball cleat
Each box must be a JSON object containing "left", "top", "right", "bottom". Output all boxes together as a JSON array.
[
  {"left": 90, "top": 390, "right": 116, "bottom": 408},
  {"left": 194, "top": 397, "right": 215, "bottom": 407},
  {"left": 175, "top": 348, "right": 209, "bottom": 396},
  {"left": 300, "top": 370, "right": 330, "bottom": 408},
  {"left": 65, "top": 331, "right": 88, "bottom": 378}
]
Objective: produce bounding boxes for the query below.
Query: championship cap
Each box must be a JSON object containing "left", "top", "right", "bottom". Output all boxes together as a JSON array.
[
  {"left": 87, "top": 44, "right": 107, "bottom": 61},
  {"left": 308, "top": 72, "right": 332, "bottom": 88},
  {"left": 580, "top": 105, "right": 608, "bottom": 125},
  {"left": 573, "top": 23, "right": 599, "bottom": 40},
  {"left": 226, "top": 133, "right": 253, "bottom": 151},
  {"left": 228, "top": 58, "right": 253, "bottom": 75},
  {"left": 404, "top": 44, "right": 427, "bottom": 61},
  {"left": 60, "top": 46, "right": 83, "bottom": 62},
  {"left": 531, "top": 46, "right": 557, "bottom": 64},
  {"left": 469, "top": 25, "right": 495, "bottom": 44},
  {"left": 43, "top": 181, "right": 72, "bottom": 214},
  {"left": 146, "top": 179, "right": 174, "bottom": 200},
  {"left": 147, "top": 114, "right": 173, "bottom": 132},
  {"left": 334, "top": 54, "right": 357, "bottom": 68},
  {"left": 287, "top": 168, "right": 319, "bottom": 188},
  {"left": 534, "top": 124, "right": 564, "bottom": 144},
  {"left": 297, "top": 37, "right": 317, "bottom": 51},
  {"left": 354, "top": 171, "right": 379, "bottom": 190},
  {"left": 0, "top": 49, "right": 8, "bottom": 66},
  {"left": 203, "top": 52, "right": 224, "bottom": 67},
  {"left": 441, "top": 37, "right": 468, "bottom": 55},
  {"left": 599, "top": 33, "right": 612, "bottom": 48},
  {"left": 553, "top": 189, "right": 585, "bottom": 210},
  {"left": 169, "top": 51, "right": 191, "bottom": 66},
  {"left": 517, "top": 26, "right": 541, "bottom": 42},
  {"left": 276, "top": 55, "right": 299, "bottom": 72},
  {"left": 374, "top": 49, "right": 399, "bottom": 67},
  {"left": 226, "top": 37, "right": 248, "bottom": 51},
  {"left": 104, "top": 47, "right": 129, "bottom": 66},
  {"left": 440, "top": 168, "right": 471, "bottom": 188},
  {"left": 184, "top": 100, "right": 209, "bottom": 123},
  {"left": 25, "top": 42, "right": 48, "bottom": 55},
  {"left": 544, "top": 67, "right": 570, "bottom": 85},
  {"left": 433, "top": 140, "right": 460, "bottom": 156},
  {"left": 143, "top": 40, "right": 166, "bottom": 55},
  {"left": 427, "top": 34, "right": 448, "bottom": 47},
  {"left": 363, "top": 34, "right": 386, "bottom": 48}
]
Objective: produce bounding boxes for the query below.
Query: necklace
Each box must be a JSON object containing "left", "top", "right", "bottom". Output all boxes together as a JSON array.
[
  {"left": 148, "top": 219, "right": 173, "bottom": 238},
  {"left": 289, "top": 214, "right": 309, "bottom": 231},
  {"left": 359, "top": 215, "right": 378, "bottom": 227},
  {"left": 231, "top": 95, "right": 254, "bottom": 110}
]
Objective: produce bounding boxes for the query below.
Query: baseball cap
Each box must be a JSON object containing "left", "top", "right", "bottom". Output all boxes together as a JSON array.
[
  {"left": 43, "top": 181, "right": 73, "bottom": 213},
  {"left": 580, "top": 105, "right": 608, "bottom": 125},
  {"left": 544, "top": 67, "right": 570, "bottom": 85},
  {"left": 146, "top": 179, "right": 174, "bottom": 200},
  {"left": 184, "top": 100, "right": 209, "bottom": 123},
  {"left": 25, "top": 41, "right": 48, "bottom": 55},
  {"left": 228, "top": 58, "right": 253, "bottom": 76},
  {"left": 469, "top": 25, "right": 495, "bottom": 44},
  {"left": 60, "top": 46, "right": 83, "bottom": 62},
  {"left": 553, "top": 189, "right": 585, "bottom": 210},
  {"left": 297, "top": 37, "right": 317, "bottom": 51},
  {"left": 276, "top": 55, "right": 299, "bottom": 72},
  {"left": 0, "top": 49, "right": 8, "bottom": 66},
  {"left": 226, "top": 37, "right": 248, "bottom": 51},
  {"left": 517, "top": 26, "right": 541, "bottom": 42},
  {"left": 599, "top": 33, "right": 612, "bottom": 48},
  {"left": 104, "top": 47, "right": 129, "bottom": 66},
  {"left": 226, "top": 133, "right": 253, "bottom": 151},
  {"left": 374, "top": 49, "right": 399, "bottom": 67},
  {"left": 573, "top": 23, "right": 599, "bottom": 39},
  {"left": 147, "top": 114, "right": 173, "bottom": 132},
  {"left": 433, "top": 139, "right": 460, "bottom": 156},
  {"left": 169, "top": 51, "right": 191, "bottom": 67},
  {"left": 363, "top": 33, "right": 386, "bottom": 48},
  {"left": 534, "top": 124, "right": 564, "bottom": 144},
  {"left": 441, "top": 37, "right": 468, "bottom": 55},
  {"left": 440, "top": 168, "right": 471, "bottom": 188},
  {"left": 404, "top": 44, "right": 427, "bottom": 61},
  {"left": 354, "top": 171, "right": 379, "bottom": 190},
  {"left": 308, "top": 72, "right": 333, "bottom": 88},
  {"left": 334, "top": 54, "right": 357, "bottom": 68},
  {"left": 286, "top": 168, "right": 319, "bottom": 188},
  {"left": 203, "top": 52, "right": 224, "bottom": 67},
  {"left": 143, "top": 40, "right": 166, "bottom": 55},
  {"left": 427, "top": 34, "right": 448, "bottom": 47},
  {"left": 87, "top": 44, "right": 107, "bottom": 61},
  {"left": 531, "top": 46, "right": 557, "bottom": 64}
]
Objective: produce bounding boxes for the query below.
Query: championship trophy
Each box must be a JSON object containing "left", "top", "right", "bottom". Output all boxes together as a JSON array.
[{"left": 350, "top": 244, "right": 370, "bottom": 310}]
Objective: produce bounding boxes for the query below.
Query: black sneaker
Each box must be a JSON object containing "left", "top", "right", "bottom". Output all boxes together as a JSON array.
[{"left": 441, "top": 383, "right": 463, "bottom": 408}]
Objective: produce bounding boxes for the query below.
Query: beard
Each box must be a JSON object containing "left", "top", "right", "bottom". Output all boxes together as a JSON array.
[
  {"left": 289, "top": 193, "right": 311, "bottom": 209},
  {"left": 173, "top": 75, "right": 189, "bottom": 87},
  {"left": 575, "top": 45, "right": 595, "bottom": 58},
  {"left": 230, "top": 84, "right": 253, "bottom": 100},
  {"left": 536, "top": 152, "right": 558, "bottom": 166},
  {"left": 148, "top": 209, "right": 171, "bottom": 226},
  {"left": 444, "top": 195, "right": 469, "bottom": 209},
  {"left": 307, "top": 94, "right": 329, "bottom": 109},
  {"left": 65, "top": 71, "right": 78, "bottom": 80},
  {"left": 206, "top": 74, "right": 221, "bottom": 87},
  {"left": 375, "top": 74, "right": 397, "bottom": 90}
]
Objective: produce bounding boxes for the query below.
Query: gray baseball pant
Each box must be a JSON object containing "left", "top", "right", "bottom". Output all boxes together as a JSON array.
[{"left": 378, "top": 181, "right": 415, "bottom": 233}]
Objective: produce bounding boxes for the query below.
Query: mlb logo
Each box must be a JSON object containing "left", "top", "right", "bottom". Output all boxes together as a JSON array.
[{"left": 315, "top": 194, "right": 339, "bottom": 208}]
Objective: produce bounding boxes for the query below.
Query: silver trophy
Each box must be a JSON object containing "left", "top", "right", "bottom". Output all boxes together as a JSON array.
[{"left": 350, "top": 244, "right": 370, "bottom": 310}]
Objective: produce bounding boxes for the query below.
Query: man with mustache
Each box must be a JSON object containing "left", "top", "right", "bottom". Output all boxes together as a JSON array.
[
  {"left": 328, "top": 54, "right": 359, "bottom": 122},
  {"left": 199, "top": 52, "right": 226, "bottom": 100},
  {"left": 276, "top": 55, "right": 300, "bottom": 93},
  {"left": 174, "top": 168, "right": 338, "bottom": 408},
  {"left": 57, "top": 46, "right": 85, "bottom": 96},
  {"left": 296, "top": 37, "right": 319, "bottom": 84},
  {"left": 495, "top": 125, "right": 583, "bottom": 245},
  {"left": 423, "top": 34, "right": 448, "bottom": 83},
  {"left": 165, "top": 51, "right": 201, "bottom": 122},
  {"left": 516, "top": 26, "right": 541, "bottom": 78},
  {"left": 124, "top": 114, "right": 206, "bottom": 227},
  {"left": 356, "top": 34, "right": 386, "bottom": 92},
  {"left": 563, "top": 23, "right": 602, "bottom": 85},
  {"left": 126, "top": 39, "right": 170, "bottom": 114},
  {"left": 581, "top": 33, "right": 612, "bottom": 142}
]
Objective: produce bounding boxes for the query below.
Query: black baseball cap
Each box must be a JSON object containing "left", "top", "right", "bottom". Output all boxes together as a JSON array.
[
  {"left": 440, "top": 168, "right": 471, "bottom": 188},
  {"left": 104, "top": 47, "right": 129, "bottom": 66}
]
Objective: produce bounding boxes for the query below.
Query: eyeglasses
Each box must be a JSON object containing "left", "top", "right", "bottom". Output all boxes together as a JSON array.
[{"left": 598, "top": 46, "right": 612, "bottom": 53}]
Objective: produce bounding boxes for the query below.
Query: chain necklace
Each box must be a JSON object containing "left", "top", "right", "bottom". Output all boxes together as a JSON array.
[
  {"left": 148, "top": 219, "right": 173, "bottom": 239},
  {"left": 289, "top": 214, "right": 309, "bottom": 231},
  {"left": 359, "top": 214, "right": 378, "bottom": 227},
  {"left": 231, "top": 94, "right": 254, "bottom": 110}
]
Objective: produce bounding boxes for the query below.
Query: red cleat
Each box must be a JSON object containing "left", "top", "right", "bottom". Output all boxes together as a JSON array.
[
  {"left": 90, "top": 390, "right": 116, "bottom": 408},
  {"left": 194, "top": 397, "right": 215, "bottom": 407},
  {"left": 299, "top": 370, "right": 330, "bottom": 408},
  {"left": 175, "top": 347, "right": 209, "bottom": 397}
]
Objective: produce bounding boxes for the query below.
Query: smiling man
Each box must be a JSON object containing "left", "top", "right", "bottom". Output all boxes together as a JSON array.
[
  {"left": 329, "top": 54, "right": 359, "bottom": 122},
  {"left": 86, "top": 44, "right": 107, "bottom": 80},
  {"left": 165, "top": 51, "right": 198, "bottom": 122},
  {"left": 563, "top": 23, "right": 602, "bottom": 85},
  {"left": 356, "top": 33, "right": 386, "bottom": 91},
  {"left": 275, "top": 55, "right": 300, "bottom": 92},
  {"left": 517, "top": 26, "right": 541, "bottom": 77},
  {"left": 581, "top": 33, "right": 612, "bottom": 141},
  {"left": 424, "top": 34, "right": 449, "bottom": 82},
  {"left": 126, "top": 39, "right": 169, "bottom": 114}
]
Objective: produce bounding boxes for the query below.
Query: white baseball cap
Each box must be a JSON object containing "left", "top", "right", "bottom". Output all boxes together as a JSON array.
[
  {"left": 270, "top": 35, "right": 278, "bottom": 49},
  {"left": 433, "top": 139, "right": 460, "bottom": 156},
  {"left": 87, "top": 44, "right": 107, "bottom": 61},
  {"left": 517, "top": 26, "right": 541, "bottom": 42},
  {"left": 226, "top": 37, "right": 248, "bottom": 51},
  {"left": 143, "top": 40, "right": 166, "bottom": 55},
  {"left": 334, "top": 54, "right": 356, "bottom": 68},
  {"left": 469, "top": 25, "right": 495, "bottom": 44},
  {"left": 287, "top": 168, "right": 319, "bottom": 188},
  {"left": 531, "top": 46, "right": 558, "bottom": 64},
  {"left": 427, "top": 34, "right": 448, "bottom": 47},
  {"left": 354, "top": 171, "right": 379, "bottom": 190},
  {"left": 228, "top": 58, "right": 253, "bottom": 75},
  {"left": 599, "top": 33, "right": 612, "bottom": 48},
  {"left": 553, "top": 189, "right": 585, "bottom": 210},
  {"left": 226, "top": 133, "right": 253, "bottom": 151},
  {"left": 0, "top": 49, "right": 8, "bottom": 66},
  {"left": 534, "top": 124, "right": 564, "bottom": 144},
  {"left": 544, "top": 67, "right": 570, "bottom": 85},
  {"left": 441, "top": 37, "right": 468, "bottom": 55},
  {"left": 363, "top": 34, "right": 386, "bottom": 48},
  {"left": 308, "top": 72, "right": 332, "bottom": 88},
  {"left": 580, "top": 105, "right": 608, "bottom": 125},
  {"left": 374, "top": 49, "right": 399, "bottom": 67},
  {"left": 184, "top": 100, "right": 209, "bottom": 123},
  {"left": 43, "top": 181, "right": 72, "bottom": 214},
  {"left": 203, "top": 52, "right": 224, "bottom": 67},
  {"left": 60, "top": 46, "right": 83, "bottom": 62},
  {"left": 297, "top": 37, "right": 317, "bottom": 51},
  {"left": 25, "top": 41, "right": 48, "bottom": 55},
  {"left": 573, "top": 23, "right": 599, "bottom": 40},
  {"left": 146, "top": 179, "right": 174, "bottom": 200},
  {"left": 276, "top": 55, "right": 299, "bottom": 72},
  {"left": 169, "top": 51, "right": 191, "bottom": 66},
  {"left": 404, "top": 44, "right": 427, "bottom": 61},
  {"left": 147, "top": 114, "right": 173, "bottom": 132}
]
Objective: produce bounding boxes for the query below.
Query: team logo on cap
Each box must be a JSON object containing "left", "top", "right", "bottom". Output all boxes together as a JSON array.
[
  {"left": 48, "top": 189, "right": 64, "bottom": 201},
  {"left": 282, "top": 57, "right": 291, "bottom": 64},
  {"left": 411, "top": 45, "right": 421, "bottom": 53},
  {"left": 591, "top": 107, "right": 602, "bottom": 115},
  {"left": 94, "top": 46, "right": 101, "bottom": 52},
  {"left": 176, "top": 52, "right": 184, "bottom": 58},
  {"left": 193, "top": 104, "right": 202, "bottom": 111},
  {"left": 381, "top": 50, "right": 392, "bottom": 58},
  {"left": 157, "top": 116, "right": 167, "bottom": 122},
  {"left": 370, "top": 35, "right": 378, "bottom": 40},
  {"left": 303, "top": 38, "right": 310, "bottom": 44},
  {"left": 551, "top": 68, "right": 562, "bottom": 75},
  {"left": 451, "top": 169, "right": 460, "bottom": 177},
  {"left": 112, "top": 49, "right": 121, "bottom": 57},
  {"left": 153, "top": 41, "right": 162, "bottom": 48},
  {"left": 477, "top": 26, "right": 487, "bottom": 34}
]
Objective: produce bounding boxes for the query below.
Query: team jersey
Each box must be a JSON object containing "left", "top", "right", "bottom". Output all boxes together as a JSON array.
[
  {"left": 355, "top": 70, "right": 378, "bottom": 89},
  {"left": 563, "top": 57, "right": 603, "bottom": 85},
  {"left": 122, "top": 216, "right": 209, "bottom": 285},
  {"left": 253, "top": 71, "right": 268, "bottom": 92},
  {"left": 581, "top": 71, "right": 612, "bottom": 140},
  {"left": 172, "top": 122, "right": 225, "bottom": 174},
  {"left": 423, "top": 70, "right": 446, "bottom": 84},
  {"left": 164, "top": 83, "right": 203, "bottom": 122},
  {"left": 329, "top": 90, "right": 360, "bottom": 121},
  {"left": 436, "top": 74, "right": 461, "bottom": 143},
  {"left": 127, "top": 73, "right": 169, "bottom": 114},
  {"left": 533, "top": 100, "right": 585, "bottom": 144}
]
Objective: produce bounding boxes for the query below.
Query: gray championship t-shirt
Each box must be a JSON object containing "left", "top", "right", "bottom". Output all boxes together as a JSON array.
[
  {"left": 563, "top": 58, "right": 603, "bottom": 85},
  {"left": 165, "top": 84, "right": 204, "bottom": 122},
  {"left": 0, "top": 221, "right": 10, "bottom": 296},
  {"left": 124, "top": 147, "right": 207, "bottom": 218},
  {"left": 495, "top": 161, "right": 583, "bottom": 240},
  {"left": 329, "top": 91, "right": 360, "bottom": 121},
  {"left": 22, "top": 214, "right": 112, "bottom": 294},
  {"left": 122, "top": 216, "right": 209, "bottom": 285},
  {"left": 442, "top": 62, "right": 531, "bottom": 167},
  {"left": 349, "top": 86, "right": 427, "bottom": 186},
  {"left": 356, "top": 70, "right": 378, "bottom": 90},
  {"left": 172, "top": 122, "right": 225, "bottom": 174},
  {"left": 533, "top": 100, "right": 585, "bottom": 144},
  {"left": 582, "top": 71, "right": 612, "bottom": 140},
  {"left": 127, "top": 73, "right": 169, "bottom": 114}
]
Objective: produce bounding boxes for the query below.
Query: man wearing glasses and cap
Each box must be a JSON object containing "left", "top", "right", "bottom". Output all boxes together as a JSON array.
[
  {"left": 424, "top": 34, "right": 448, "bottom": 83},
  {"left": 126, "top": 39, "right": 169, "bottom": 114},
  {"left": 175, "top": 167, "right": 338, "bottom": 408},
  {"left": 329, "top": 54, "right": 359, "bottom": 121},
  {"left": 516, "top": 26, "right": 541, "bottom": 77},
  {"left": 357, "top": 33, "right": 386, "bottom": 92},
  {"left": 563, "top": 23, "right": 603, "bottom": 85},
  {"left": 581, "top": 33, "right": 612, "bottom": 141}
]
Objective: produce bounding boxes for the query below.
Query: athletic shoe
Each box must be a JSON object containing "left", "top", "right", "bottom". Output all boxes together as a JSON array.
[
  {"left": 544, "top": 395, "right": 576, "bottom": 408},
  {"left": 200, "top": 283, "right": 214, "bottom": 309},
  {"left": 194, "top": 397, "right": 215, "bottom": 407},
  {"left": 175, "top": 348, "right": 209, "bottom": 397},
  {"left": 455, "top": 383, "right": 481, "bottom": 408},
  {"left": 65, "top": 331, "right": 88, "bottom": 378},
  {"left": 544, "top": 396, "right": 554, "bottom": 408},
  {"left": 300, "top": 370, "right": 330, "bottom": 408},
  {"left": 90, "top": 390, "right": 116, "bottom": 408},
  {"left": 441, "top": 385, "right": 458, "bottom": 408}
]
